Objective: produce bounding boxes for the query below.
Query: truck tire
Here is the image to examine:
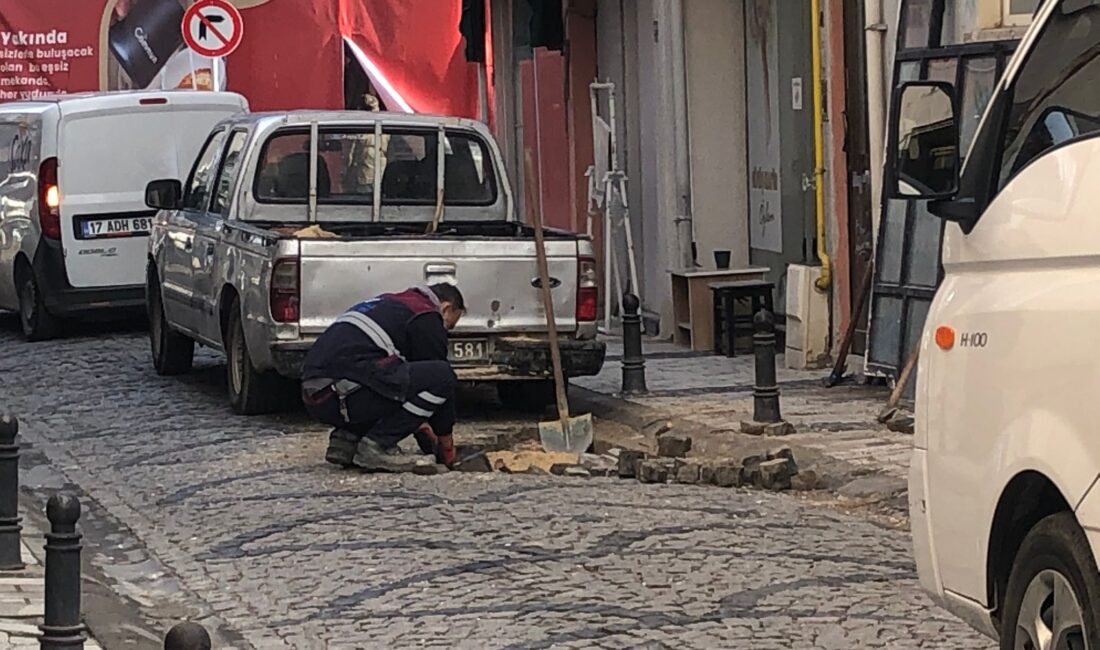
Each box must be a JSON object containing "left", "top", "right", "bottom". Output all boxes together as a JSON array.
[
  {"left": 147, "top": 271, "right": 194, "bottom": 376},
  {"left": 999, "top": 511, "right": 1100, "bottom": 650},
  {"left": 225, "top": 299, "right": 291, "bottom": 415},
  {"left": 16, "top": 264, "right": 60, "bottom": 342},
  {"left": 497, "top": 380, "right": 557, "bottom": 414}
]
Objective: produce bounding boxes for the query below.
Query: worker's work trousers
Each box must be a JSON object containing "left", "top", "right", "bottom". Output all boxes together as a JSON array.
[{"left": 305, "top": 360, "right": 457, "bottom": 449}]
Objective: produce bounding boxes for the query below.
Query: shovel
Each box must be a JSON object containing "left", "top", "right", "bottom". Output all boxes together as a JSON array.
[{"left": 523, "top": 149, "right": 594, "bottom": 455}]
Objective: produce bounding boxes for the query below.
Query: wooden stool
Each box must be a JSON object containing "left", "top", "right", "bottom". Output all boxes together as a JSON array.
[{"left": 710, "top": 280, "right": 775, "bottom": 357}]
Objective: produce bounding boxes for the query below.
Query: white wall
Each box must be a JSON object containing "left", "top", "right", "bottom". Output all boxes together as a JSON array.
[{"left": 683, "top": 0, "right": 749, "bottom": 270}]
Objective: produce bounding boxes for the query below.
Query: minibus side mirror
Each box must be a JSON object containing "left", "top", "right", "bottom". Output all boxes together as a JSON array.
[
  {"left": 888, "top": 81, "right": 960, "bottom": 200},
  {"left": 145, "top": 179, "right": 182, "bottom": 210}
]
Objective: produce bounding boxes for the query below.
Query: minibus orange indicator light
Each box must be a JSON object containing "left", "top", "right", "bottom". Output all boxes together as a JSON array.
[{"left": 935, "top": 326, "right": 955, "bottom": 350}]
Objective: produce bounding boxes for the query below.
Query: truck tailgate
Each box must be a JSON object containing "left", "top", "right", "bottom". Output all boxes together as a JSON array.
[{"left": 297, "top": 238, "right": 581, "bottom": 336}]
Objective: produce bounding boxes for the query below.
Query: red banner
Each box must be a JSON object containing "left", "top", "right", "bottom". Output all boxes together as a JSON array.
[{"left": 0, "top": 0, "right": 481, "bottom": 117}]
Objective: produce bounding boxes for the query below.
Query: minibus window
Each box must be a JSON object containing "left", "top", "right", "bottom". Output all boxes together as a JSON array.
[{"left": 997, "top": 2, "right": 1100, "bottom": 188}]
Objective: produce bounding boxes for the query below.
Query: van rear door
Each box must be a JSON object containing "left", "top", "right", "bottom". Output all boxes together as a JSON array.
[{"left": 57, "top": 96, "right": 242, "bottom": 289}]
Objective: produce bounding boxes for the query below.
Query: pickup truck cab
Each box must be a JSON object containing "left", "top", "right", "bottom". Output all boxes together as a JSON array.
[
  {"left": 144, "top": 111, "right": 605, "bottom": 414},
  {"left": 890, "top": 0, "right": 1100, "bottom": 645}
]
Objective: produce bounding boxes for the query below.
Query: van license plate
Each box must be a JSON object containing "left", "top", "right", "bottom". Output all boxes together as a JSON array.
[
  {"left": 449, "top": 339, "right": 488, "bottom": 363},
  {"left": 80, "top": 217, "right": 153, "bottom": 239}
]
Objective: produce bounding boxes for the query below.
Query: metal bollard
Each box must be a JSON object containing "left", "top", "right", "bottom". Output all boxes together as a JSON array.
[
  {"left": 0, "top": 415, "right": 23, "bottom": 571},
  {"left": 620, "top": 293, "right": 648, "bottom": 396},
  {"left": 164, "top": 622, "right": 211, "bottom": 650},
  {"left": 752, "top": 309, "right": 782, "bottom": 423},
  {"left": 40, "top": 494, "right": 85, "bottom": 650}
]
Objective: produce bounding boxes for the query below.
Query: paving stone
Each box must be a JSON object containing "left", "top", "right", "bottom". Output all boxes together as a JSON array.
[
  {"left": 759, "top": 459, "right": 795, "bottom": 491},
  {"left": 616, "top": 450, "right": 647, "bottom": 479},
  {"left": 453, "top": 452, "right": 493, "bottom": 473},
  {"left": 713, "top": 464, "right": 744, "bottom": 488},
  {"left": 637, "top": 459, "right": 672, "bottom": 484},
  {"left": 412, "top": 463, "right": 451, "bottom": 476},
  {"left": 791, "top": 470, "right": 821, "bottom": 492},
  {"left": 740, "top": 420, "right": 796, "bottom": 436},
  {"left": 0, "top": 621, "right": 40, "bottom": 635},
  {"left": 657, "top": 434, "right": 692, "bottom": 458},
  {"left": 673, "top": 462, "right": 700, "bottom": 485},
  {"left": 742, "top": 453, "right": 764, "bottom": 486},
  {"left": 580, "top": 453, "right": 617, "bottom": 477}
]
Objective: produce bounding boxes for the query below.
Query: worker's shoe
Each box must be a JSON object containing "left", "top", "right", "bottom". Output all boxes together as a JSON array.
[
  {"left": 325, "top": 429, "right": 360, "bottom": 467},
  {"left": 353, "top": 436, "right": 435, "bottom": 473}
]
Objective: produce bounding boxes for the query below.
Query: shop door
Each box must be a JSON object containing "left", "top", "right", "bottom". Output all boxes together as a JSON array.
[
  {"left": 745, "top": 0, "right": 816, "bottom": 317},
  {"left": 867, "top": 0, "right": 1017, "bottom": 391}
]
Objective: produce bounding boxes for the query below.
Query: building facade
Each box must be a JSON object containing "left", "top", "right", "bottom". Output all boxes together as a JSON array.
[{"left": 485, "top": 0, "right": 1045, "bottom": 371}]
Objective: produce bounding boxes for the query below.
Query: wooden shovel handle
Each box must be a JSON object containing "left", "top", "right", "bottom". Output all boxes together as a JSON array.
[{"left": 523, "top": 149, "right": 571, "bottom": 427}]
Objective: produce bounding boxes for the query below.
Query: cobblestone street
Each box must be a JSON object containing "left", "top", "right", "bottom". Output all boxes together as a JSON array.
[{"left": 0, "top": 315, "right": 993, "bottom": 649}]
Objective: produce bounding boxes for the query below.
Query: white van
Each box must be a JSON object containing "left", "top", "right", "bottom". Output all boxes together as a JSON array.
[
  {"left": 0, "top": 91, "right": 248, "bottom": 340},
  {"left": 890, "top": 0, "right": 1100, "bottom": 646}
]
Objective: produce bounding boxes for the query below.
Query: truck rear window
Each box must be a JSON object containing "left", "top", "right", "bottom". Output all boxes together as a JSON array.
[{"left": 253, "top": 127, "right": 497, "bottom": 208}]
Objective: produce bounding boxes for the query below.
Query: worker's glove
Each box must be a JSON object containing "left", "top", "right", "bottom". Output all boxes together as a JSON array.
[{"left": 435, "top": 433, "right": 456, "bottom": 468}]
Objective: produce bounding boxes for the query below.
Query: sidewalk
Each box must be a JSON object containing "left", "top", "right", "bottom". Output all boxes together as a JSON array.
[
  {"left": 0, "top": 511, "right": 103, "bottom": 648},
  {"left": 573, "top": 336, "right": 912, "bottom": 505}
]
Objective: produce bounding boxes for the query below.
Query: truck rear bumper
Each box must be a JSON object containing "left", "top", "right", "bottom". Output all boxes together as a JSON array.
[{"left": 270, "top": 336, "right": 607, "bottom": 381}]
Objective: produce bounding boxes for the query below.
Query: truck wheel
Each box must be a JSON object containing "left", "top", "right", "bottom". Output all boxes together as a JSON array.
[
  {"left": 147, "top": 273, "right": 194, "bottom": 376},
  {"left": 999, "top": 512, "right": 1100, "bottom": 650},
  {"left": 225, "top": 300, "right": 289, "bottom": 415},
  {"left": 497, "top": 380, "right": 557, "bottom": 414},
  {"left": 16, "top": 265, "right": 60, "bottom": 342}
]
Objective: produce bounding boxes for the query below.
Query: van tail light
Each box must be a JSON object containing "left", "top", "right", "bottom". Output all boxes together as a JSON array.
[
  {"left": 270, "top": 258, "right": 300, "bottom": 323},
  {"left": 576, "top": 256, "right": 598, "bottom": 322},
  {"left": 38, "top": 158, "right": 61, "bottom": 240}
]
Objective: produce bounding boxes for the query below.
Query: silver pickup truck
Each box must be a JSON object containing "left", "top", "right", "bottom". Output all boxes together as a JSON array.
[{"left": 143, "top": 111, "right": 605, "bottom": 415}]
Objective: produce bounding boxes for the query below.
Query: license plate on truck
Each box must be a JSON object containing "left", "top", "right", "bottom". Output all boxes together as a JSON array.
[
  {"left": 79, "top": 216, "right": 153, "bottom": 239},
  {"left": 449, "top": 339, "right": 488, "bottom": 363}
]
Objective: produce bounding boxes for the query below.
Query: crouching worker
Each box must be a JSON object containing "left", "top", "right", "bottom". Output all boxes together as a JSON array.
[{"left": 301, "top": 284, "right": 466, "bottom": 471}]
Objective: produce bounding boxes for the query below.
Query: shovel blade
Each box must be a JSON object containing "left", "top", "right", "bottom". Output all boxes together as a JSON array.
[{"left": 538, "top": 413, "right": 594, "bottom": 454}]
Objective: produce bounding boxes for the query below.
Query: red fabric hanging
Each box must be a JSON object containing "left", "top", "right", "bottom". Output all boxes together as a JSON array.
[{"left": 0, "top": 0, "right": 483, "bottom": 118}]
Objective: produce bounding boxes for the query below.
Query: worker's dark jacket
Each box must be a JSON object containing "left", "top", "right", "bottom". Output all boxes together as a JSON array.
[{"left": 302, "top": 286, "right": 449, "bottom": 401}]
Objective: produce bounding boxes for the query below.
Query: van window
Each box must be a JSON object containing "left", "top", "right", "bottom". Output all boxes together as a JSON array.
[
  {"left": 997, "top": 1, "right": 1100, "bottom": 188},
  {"left": 211, "top": 130, "right": 248, "bottom": 214},
  {"left": 182, "top": 129, "right": 227, "bottom": 212}
]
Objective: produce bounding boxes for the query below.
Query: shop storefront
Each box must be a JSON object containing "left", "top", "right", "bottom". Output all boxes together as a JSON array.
[{"left": 0, "top": 0, "right": 483, "bottom": 117}]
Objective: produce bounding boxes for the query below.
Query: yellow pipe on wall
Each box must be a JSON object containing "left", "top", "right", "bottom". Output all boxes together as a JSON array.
[{"left": 810, "top": 0, "right": 833, "bottom": 292}]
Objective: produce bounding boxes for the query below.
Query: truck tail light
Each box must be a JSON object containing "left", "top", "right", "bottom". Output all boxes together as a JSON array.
[
  {"left": 38, "top": 158, "right": 61, "bottom": 240},
  {"left": 576, "top": 256, "right": 598, "bottom": 322},
  {"left": 270, "top": 258, "right": 300, "bottom": 323}
]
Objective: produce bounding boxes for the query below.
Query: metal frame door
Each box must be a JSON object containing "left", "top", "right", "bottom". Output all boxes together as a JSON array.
[{"left": 866, "top": 0, "right": 1017, "bottom": 387}]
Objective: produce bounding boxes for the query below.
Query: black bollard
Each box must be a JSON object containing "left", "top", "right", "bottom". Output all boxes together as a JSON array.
[
  {"left": 40, "top": 494, "right": 85, "bottom": 650},
  {"left": 164, "top": 622, "right": 211, "bottom": 650},
  {"left": 0, "top": 415, "right": 23, "bottom": 571},
  {"left": 620, "top": 293, "right": 648, "bottom": 396},
  {"left": 752, "top": 309, "right": 782, "bottom": 423}
]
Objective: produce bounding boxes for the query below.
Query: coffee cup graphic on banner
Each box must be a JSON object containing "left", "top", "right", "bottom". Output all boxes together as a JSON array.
[{"left": 108, "top": 0, "right": 186, "bottom": 88}]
